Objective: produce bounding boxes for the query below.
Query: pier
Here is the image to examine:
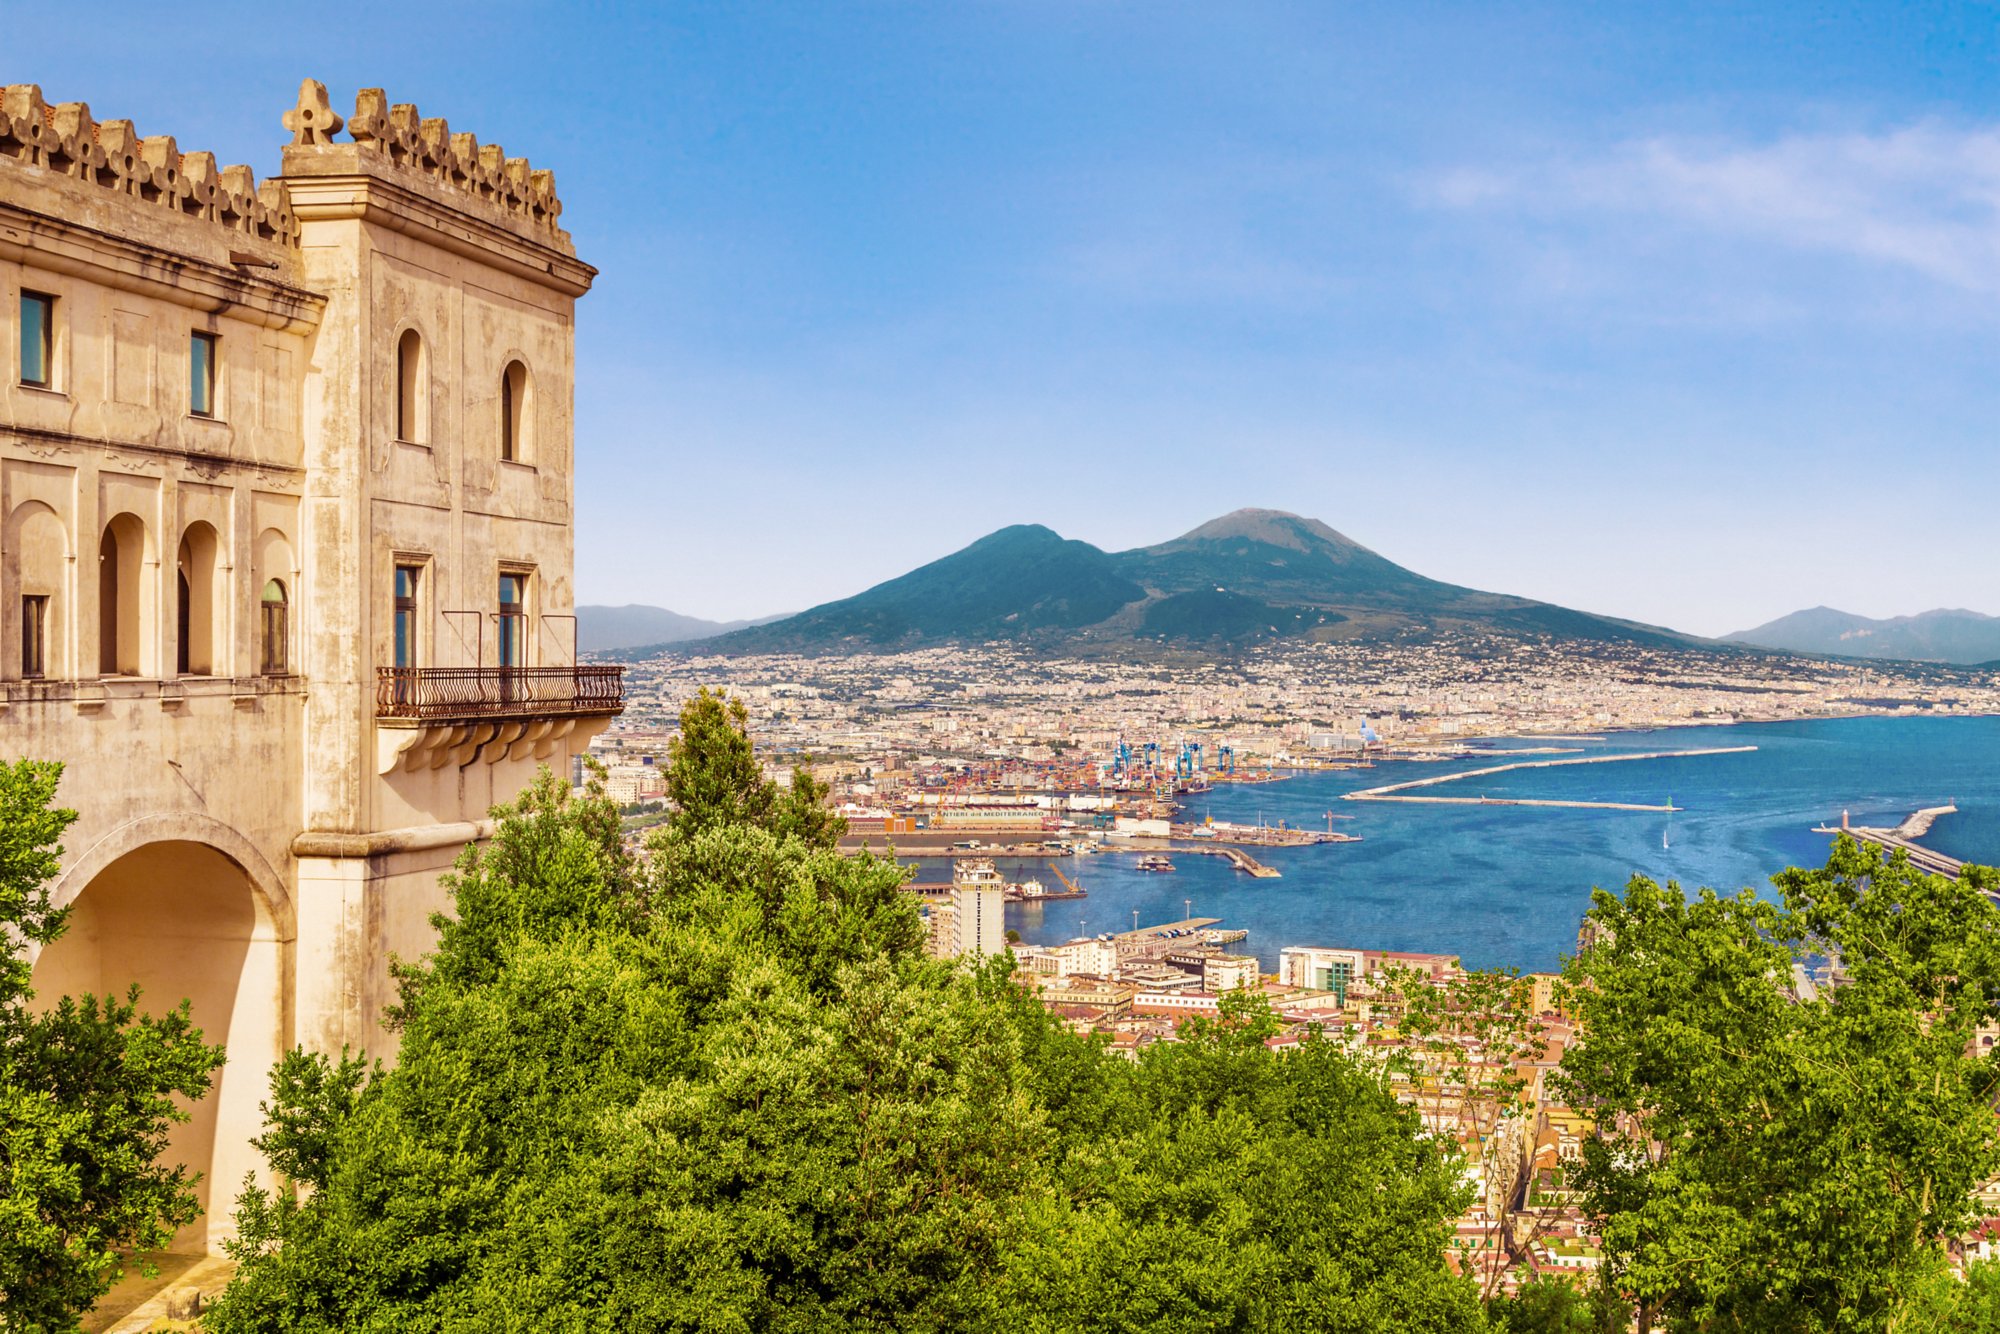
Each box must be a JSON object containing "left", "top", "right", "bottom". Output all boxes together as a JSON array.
[
  {"left": 1344, "top": 746, "right": 1759, "bottom": 812},
  {"left": 1813, "top": 806, "right": 1967, "bottom": 880},
  {"left": 1173, "top": 845, "right": 1282, "bottom": 878}
]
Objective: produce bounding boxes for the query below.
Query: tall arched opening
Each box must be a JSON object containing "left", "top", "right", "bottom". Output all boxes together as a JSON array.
[
  {"left": 97, "top": 512, "right": 150, "bottom": 677},
  {"left": 32, "top": 838, "right": 287, "bottom": 1253},
  {"left": 175, "top": 522, "right": 221, "bottom": 676}
]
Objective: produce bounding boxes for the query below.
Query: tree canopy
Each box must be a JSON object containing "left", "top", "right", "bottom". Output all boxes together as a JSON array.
[
  {"left": 208, "top": 692, "right": 1480, "bottom": 1332},
  {"left": 1559, "top": 841, "right": 2000, "bottom": 1333}
]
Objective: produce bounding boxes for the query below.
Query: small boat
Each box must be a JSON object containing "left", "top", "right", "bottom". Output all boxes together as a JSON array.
[{"left": 1136, "top": 854, "right": 1176, "bottom": 873}]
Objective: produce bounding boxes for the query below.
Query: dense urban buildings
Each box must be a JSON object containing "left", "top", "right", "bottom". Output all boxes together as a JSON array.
[{"left": 1, "top": 78, "right": 621, "bottom": 1249}]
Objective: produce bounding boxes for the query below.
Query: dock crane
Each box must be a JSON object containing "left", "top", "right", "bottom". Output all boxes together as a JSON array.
[{"left": 1218, "top": 744, "right": 1235, "bottom": 775}]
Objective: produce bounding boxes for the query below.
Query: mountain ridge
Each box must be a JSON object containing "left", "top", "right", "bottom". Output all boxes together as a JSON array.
[
  {"left": 577, "top": 604, "right": 785, "bottom": 654},
  {"left": 691, "top": 508, "right": 1707, "bottom": 656},
  {"left": 1729, "top": 605, "right": 2000, "bottom": 665}
]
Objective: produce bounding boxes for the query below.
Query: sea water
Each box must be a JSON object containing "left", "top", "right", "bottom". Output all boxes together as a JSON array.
[{"left": 1006, "top": 715, "right": 2000, "bottom": 972}]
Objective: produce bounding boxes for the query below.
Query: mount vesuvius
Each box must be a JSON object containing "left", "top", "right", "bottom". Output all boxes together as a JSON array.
[{"left": 685, "top": 509, "right": 1704, "bottom": 655}]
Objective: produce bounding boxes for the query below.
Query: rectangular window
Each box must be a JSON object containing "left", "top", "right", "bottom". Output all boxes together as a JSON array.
[
  {"left": 393, "top": 565, "right": 421, "bottom": 669},
  {"left": 260, "top": 581, "right": 289, "bottom": 676},
  {"left": 20, "top": 292, "right": 52, "bottom": 388},
  {"left": 190, "top": 331, "right": 218, "bottom": 417},
  {"left": 497, "top": 573, "right": 527, "bottom": 669},
  {"left": 21, "top": 595, "right": 46, "bottom": 678}
]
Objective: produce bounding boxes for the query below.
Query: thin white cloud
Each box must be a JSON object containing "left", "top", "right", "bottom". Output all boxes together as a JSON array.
[{"left": 1426, "top": 121, "right": 2000, "bottom": 295}]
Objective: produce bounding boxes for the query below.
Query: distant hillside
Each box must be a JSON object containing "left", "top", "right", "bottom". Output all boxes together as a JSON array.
[
  {"left": 708, "top": 526, "right": 1146, "bottom": 653},
  {"left": 1729, "top": 606, "right": 2000, "bottom": 665},
  {"left": 695, "top": 508, "right": 1706, "bottom": 655},
  {"left": 578, "top": 605, "right": 781, "bottom": 654}
]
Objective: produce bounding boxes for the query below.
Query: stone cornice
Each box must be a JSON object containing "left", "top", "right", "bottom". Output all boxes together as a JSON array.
[
  {"left": 0, "top": 199, "right": 324, "bottom": 331},
  {"left": 282, "top": 168, "right": 596, "bottom": 298},
  {"left": 1, "top": 425, "right": 307, "bottom": 480}
]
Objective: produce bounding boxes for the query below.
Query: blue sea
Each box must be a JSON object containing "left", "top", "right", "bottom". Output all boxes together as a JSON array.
[{"left": 1004, "top": 716, "right": 2000, "bottom": 973}]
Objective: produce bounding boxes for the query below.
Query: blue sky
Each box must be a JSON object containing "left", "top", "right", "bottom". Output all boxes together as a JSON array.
[{"left": 13, "top": 3, "right": 1999, "bottom": 635}]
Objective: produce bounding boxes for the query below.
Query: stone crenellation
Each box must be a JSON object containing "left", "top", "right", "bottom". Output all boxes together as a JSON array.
[
  {"left": 288, "top": 79, "right": 564, "bottom": 241},
  {"left": 0, "top": 83, "right": 300, "bottom": 246},
  {"left": 0, "top": 78, "right": 568, "bottom": 254}
]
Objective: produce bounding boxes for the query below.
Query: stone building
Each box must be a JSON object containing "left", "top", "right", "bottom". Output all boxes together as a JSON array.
[{"left": 0, "top": 79, "right": 621, "bottom": 1251}]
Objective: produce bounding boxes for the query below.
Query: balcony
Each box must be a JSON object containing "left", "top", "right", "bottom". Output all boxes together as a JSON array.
[
  {"left": 376, "top": 665, "right": 624, "bottom": 721},
  {"left": 374, "top": 666, "right": 624, "bottom": 773}
]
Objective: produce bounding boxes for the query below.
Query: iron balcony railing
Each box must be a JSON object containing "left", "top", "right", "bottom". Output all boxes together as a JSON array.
[{"left": 376, "top": 665, "right": 625, "bottom": 722}]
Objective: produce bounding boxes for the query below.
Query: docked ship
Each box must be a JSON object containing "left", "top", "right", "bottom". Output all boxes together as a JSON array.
[{"left": 1006, "top": 874, "right": 1086, "bottom": 902}]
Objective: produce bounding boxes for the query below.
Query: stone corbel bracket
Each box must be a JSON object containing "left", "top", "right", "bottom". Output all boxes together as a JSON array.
[{"left": 375, "top": 718, "right": 595, "bottom": 775}]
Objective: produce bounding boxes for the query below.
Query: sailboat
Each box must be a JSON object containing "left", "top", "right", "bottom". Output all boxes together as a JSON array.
[{"left": 1662, "top": 796, "right": 1672, "bottom": 850}]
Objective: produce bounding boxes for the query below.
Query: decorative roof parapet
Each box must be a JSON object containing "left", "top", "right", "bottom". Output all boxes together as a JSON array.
[
  {"left": 285, "top": 80, "right": 565, "bottom": 245},
  {"left": 0, "top": 83, "right": 299, "bottom": 246}
]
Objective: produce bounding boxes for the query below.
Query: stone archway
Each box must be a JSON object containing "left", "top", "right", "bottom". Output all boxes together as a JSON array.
[{"left": 33, "top": 829, "right": 291, "bottom": 1254}]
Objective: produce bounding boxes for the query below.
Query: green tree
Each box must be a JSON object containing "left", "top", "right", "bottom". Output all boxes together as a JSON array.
[
  {"left": 1900, "top": 1258, "right": 2000, "bottom": 1333},
  {"left": 999, "top": 989, "right": 1483, "bottom": 1332},
  {"left": 1558, "top": 837, "right": 2000, "bottom": 1333},
  {"left": 664, "top": 688, "right": 846, "bottom": 852},
  {"left": 1485, "top": 1273, "right": 1628, "bottom": 1333},
  {"left": 0, "top": 759, "right": 226, "bottom": 1332},
  {"left": 664, "top": 688, "right": 776, "bottom": 840},
  {"left": 210, "top": 696, "right": 1478, "bottom": 1332}
]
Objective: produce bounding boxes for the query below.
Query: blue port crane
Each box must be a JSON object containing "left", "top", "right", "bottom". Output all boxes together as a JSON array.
[
  {"left": 1218, "top": 744, "right": 1235, "bottom": 774},
  {"left": 1144, "top": 741, "right": 1160, "bottom": 774}
]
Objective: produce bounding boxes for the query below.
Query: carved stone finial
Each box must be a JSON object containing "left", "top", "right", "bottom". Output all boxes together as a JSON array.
[
  {"left": 417, "top": 117, "right": 455, "bottom": 181},
  {"left": 283, "top": 78, "right": 342, "bottom": 146},
  {"left": 51, "top": 103, "right": 107, "bottom": 182},
  {"left": 140, "top": 135, "right": 189, "bottom": 211},
  {"left": 2, "top": 85, "right": 56, "bottom": 168},
  {"left": 98, "top": 119, "right": 148, "bottom": 198}
]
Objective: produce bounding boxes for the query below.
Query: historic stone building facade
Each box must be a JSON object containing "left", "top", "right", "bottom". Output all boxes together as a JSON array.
[{"left": 0, "top": 79, "right": 620, "bottom": 1250}]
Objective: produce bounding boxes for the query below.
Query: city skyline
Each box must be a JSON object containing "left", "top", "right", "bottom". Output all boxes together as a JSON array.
[{"left": 17, "top": 2, "right": 1998, "bottom": 637}]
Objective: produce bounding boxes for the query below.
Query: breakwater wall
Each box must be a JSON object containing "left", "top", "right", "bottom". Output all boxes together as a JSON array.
[{"left": 1343, "top": 746, "right": 1760, "bottom": 813}]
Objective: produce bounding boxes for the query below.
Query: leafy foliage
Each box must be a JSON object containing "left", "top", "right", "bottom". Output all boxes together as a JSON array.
[
  {"left": 1485, "top": 1274, "right": 1629, "bottom": 1333},
  {"left": 0, "top": 759, "right": 226, "bottom": 1333},
  {"left": 1559, "top": 838, "right": 2000, "bottom": 1332},
  {"left": 209, "top": 695, "right": 1478, "bottom": 1331}
]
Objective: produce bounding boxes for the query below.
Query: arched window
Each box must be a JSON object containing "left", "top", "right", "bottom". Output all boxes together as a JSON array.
[
  {"left": 396, "top": 329, "right": 426, "bottom": 443},
  {"left": 500, "top": 360, "right": 529, "bottom": 463},
  {"left": 260, "top": 579, "right": 288, "bottom": 675},
  {"left": 8, "top": 502, "right": 65, "bottom": 681},
  {"left": 175, "top": 522, "right": 220, "bottom": 676},
  {"left": 98, "top": 513, "right": 148, "bottom": 676}
]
